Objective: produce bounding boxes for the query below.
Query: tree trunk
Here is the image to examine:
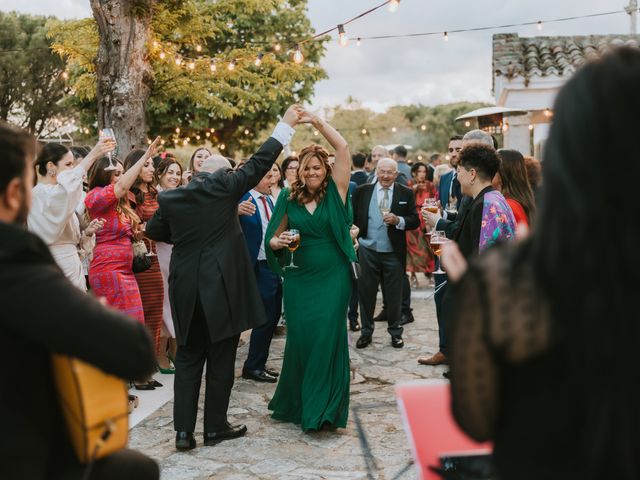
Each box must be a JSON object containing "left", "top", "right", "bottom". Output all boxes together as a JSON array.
[{"left": 91, "top": 0, "right": 154, "bottom": 155}]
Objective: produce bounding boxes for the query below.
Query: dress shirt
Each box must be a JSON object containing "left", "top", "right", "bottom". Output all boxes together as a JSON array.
[
  {"left": 270, "top": 121, "right": 295, "bottom": 147},
  {"left": 375, "top": 182, "right": 406, "bottom": 230},
  {"left": 249, "top": 189, "right": 272, "bottom": 260}
]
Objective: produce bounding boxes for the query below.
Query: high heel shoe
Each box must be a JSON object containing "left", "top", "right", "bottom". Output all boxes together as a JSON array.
[{"left": 157, "top": 356, "right": 176, "bottom": 374}]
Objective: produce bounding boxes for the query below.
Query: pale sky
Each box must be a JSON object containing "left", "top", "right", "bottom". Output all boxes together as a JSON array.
[{"left": 1, "top": 0, "right": 635, "bottom": 111}]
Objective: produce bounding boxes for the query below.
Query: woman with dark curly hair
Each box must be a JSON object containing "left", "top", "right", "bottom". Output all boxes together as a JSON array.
[{"left": 265, "top": 113, "right": 356, "bottom": 432}]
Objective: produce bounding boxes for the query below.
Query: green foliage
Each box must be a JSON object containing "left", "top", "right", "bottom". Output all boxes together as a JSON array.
[
  {"left": 0, "top": 12, "right": 67, "bottom": 134},
  {"left": 48, "top": 0, "right": 327, "bottom": 153},
  {"left": 290, "top": 100, "right": 493, "bottom": 158}
]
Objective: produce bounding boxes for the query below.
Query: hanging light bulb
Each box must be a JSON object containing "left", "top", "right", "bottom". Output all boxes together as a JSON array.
[
  {"left": 152, "top": 41, "right": 159, "bottom": 48},
  {"left": 205, "top": 131, "right": 210, "bottom": 137},
  {"left": 338, "top": 24, "right": 348, "bottom": 47},
  {"left": 528, "top": 124, "right": 534, "bottom": 131},
  {"left": 175, "top": 127, "right": 180, "bottom": 133},
  {"left": 356, "top": 37, "right": 362, "bottom": 47},
  {"left": 210, "top": 61, "right": 217, "bottom": 72},
  {"left": 361, "top": 128, "right": 367, "bottom": 135},
  {"left": 254, "top": 53, "right": 264, "bottom": 67},
  {"left": 421, "top": 124, "right": 427, "bottom": 131},
  {"left": 61, "top": 71, "right": 69, "bottom": 80},
  {"left": 188, "top": 61, "right": 195, "bottom": 70},
  {"left": 274, "top": 43, "right": 282, "bottom": 52},
  {"left": 244, "top": 129, "right": 250, "bottom": 135},
  {"left": 537, "top": 20, "right": 543, "bottom": 31},
  {"left": 464, "top": 120, "right": 471, "bottom": 128},
  {"left": 175, "top": 56, "right": 182, "bottom": 66},
  {"left": 159, "top": 51, "right": 166, "bottom": 60},
  {"left": 160, "top": 139, "right": 166, "bottom": 145},
  {"left": 228, "top": 59, "right": 236, "bottom": 71},
  {"left": 388, "top": 0, "right": 400, "bottom": 12},
  {"left": 443, "top": 32, "right": 449, "bottom": 41},
  {"left": 313, "top": 130, "right": 319, "bottom": 136},
  {"left": 391, "top": 127, "right": 397, "bottom": 133},
  {"left": 182, "top": 139, "right": 188, "bottom": 146},
  {"left": 196, "top": 44, "right": 202, "bottom": 52},
  {"left": 293, "top": 45, "right": 304, "bottom": 64},
  {"left": 219, "top": 143, "right": 226, "bottom": 151}
]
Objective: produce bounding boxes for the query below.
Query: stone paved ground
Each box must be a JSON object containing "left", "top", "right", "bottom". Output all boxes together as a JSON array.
[{"left": 130, "top": 280, "right": 446, "bottom": 479}]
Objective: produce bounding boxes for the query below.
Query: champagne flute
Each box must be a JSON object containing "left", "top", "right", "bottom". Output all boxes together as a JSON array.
[
  {"left": 423, "top": 198, "right": 439, "bottom": 233},
  {"left": 430, "top": 230, "right": 449, "bottom": 275},
  {"left": 99, "top": 128, "right": 118, "bottom": 171},
  {"left": 284, "top": 229, "right": 300, "bottom": 270}
]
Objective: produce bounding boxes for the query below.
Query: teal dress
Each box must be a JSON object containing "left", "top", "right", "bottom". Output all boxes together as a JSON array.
[{"left": 265, "top": 178, "right": 357, "bottom": 431}]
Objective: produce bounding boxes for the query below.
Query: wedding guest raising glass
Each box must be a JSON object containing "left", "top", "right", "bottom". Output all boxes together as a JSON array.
[
  {"left": 445, "top": 200, "right": 458, "bottom": 217},
  {"left": 424, "top": 198, "right": 439, "bottom": 233},
  {"left": 284, "top": 229, "right": 300, "bottom": 270},
  {"left": 99, "top": 128, "right": 118, "bottom": 171}
]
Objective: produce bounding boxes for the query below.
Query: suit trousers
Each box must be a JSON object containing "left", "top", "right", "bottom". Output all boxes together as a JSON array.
[
  {"left": 358, "top": 246, "right": 404, "bottom": 338},
  {"left": 379, "top": 272, "right": 412, "bottom": 315},
  {"left": 173, "top": 296, "right": 239, "bottom": 433},
  {"left": 244, "top": 261, "right": 282, "bottom": 372},
  {"left": 434, "top": 264, "right": 448, "bottom": 355}
]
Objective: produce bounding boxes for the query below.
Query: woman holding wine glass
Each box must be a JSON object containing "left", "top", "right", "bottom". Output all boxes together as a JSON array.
[{"left": 265, "top": 113, "right": 356, "bottom": 432}]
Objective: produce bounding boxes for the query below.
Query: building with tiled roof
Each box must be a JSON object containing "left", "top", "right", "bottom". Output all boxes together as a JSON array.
[{"left": 492, "top": 33, "right": 640, "bottom": 157}]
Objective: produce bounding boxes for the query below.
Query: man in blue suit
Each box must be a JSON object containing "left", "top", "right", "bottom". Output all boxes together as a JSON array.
[{"left": 238, "top": 170, "right": 282, "bottom": 383}]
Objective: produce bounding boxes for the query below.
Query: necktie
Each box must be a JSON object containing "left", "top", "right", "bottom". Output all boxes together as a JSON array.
[
  {"left": 381, "top": 188, "right": 390, "bottom": 210},
  {"left": 260, "top": 195, "right": 271, "bottom": 221}
]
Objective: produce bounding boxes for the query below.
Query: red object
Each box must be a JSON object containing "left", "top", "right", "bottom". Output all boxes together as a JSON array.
[
  {"left": 85, "top": 184, "right": 144, "bottom": 323},
  {"left": 260, "top": 195, "right": 271, "bottom": 221},
  {"left": 395, "top": 380, "right": 492, "bottom": 480},
  {"left": 506, "top": 197, "right": 528, "bottom": 227}
]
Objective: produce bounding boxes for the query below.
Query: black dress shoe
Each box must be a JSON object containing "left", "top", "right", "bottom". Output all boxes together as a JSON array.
[
  {"left": 148, "top": 379, "right": 163, "bottom": 387},
  {"left": 400, "top": 312, "right": 415, "bottom": 325},
  {"left": 391, "top": 336, "right": 404, "bottom": 348},
  {"left": 373, "top": 311, "right": 387, "bottom": 322},
  {"left": 242, "top": 368, "right": 277, "bottom": 383},
  {"left": 133, "top": 383, "right": 155, "bottom": 391},
  {"left": 175, "top": 431, "right": 196, "bottom": 450},
  {"left": 349, "top": 321, "right": 361, "bottom": 332},
  {"left": 356, "top": 335, "right": 372, "bottom": 349},
  {"left": 264, "top": 367, "right": 279, "bottom": 378},
  {"left": 204, "top": 423, "right": 247, "bottom": 445}
]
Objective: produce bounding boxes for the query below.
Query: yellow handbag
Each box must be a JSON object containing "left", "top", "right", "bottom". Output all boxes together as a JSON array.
[{"left": 52, "top": 355, "right": 129, "bottom": 463}]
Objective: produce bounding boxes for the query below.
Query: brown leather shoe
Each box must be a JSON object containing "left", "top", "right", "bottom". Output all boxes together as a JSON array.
[{"left": 417, "top": 352, "right": 448, "bottom": 366}]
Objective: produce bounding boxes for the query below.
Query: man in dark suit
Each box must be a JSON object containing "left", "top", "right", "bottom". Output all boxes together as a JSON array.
[
  {"left": 353, "top": 158, "right": 420, "bottom": 349},
  {"left": 0, "top": 122, "right": 159, "bottom": 479},
  {"left": 237, "top": 170, "right": 282, "bottom": 383},
  {"left": 350, "top": 152, "right": 368, "bottom": 186},
  {"left": 146, "top": 105, "right": 301, "bottom": 450}
]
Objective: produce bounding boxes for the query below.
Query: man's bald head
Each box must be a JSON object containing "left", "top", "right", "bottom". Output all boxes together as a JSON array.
[{"left": 200, "top": 154, "right": 232, "bottom": 173}]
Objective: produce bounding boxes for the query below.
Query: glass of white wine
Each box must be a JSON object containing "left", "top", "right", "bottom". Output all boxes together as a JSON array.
[{"left": 99, "top": 128, "right": 118, "bottom": 171}]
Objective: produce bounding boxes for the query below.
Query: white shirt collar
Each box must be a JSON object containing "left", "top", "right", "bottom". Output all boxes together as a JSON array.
[{"left": 375, "top": 182, "right": 394, "bottom": 195}]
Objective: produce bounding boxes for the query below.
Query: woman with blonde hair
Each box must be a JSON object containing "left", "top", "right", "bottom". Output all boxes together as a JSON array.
[{"left": 265, "top": 113, "right": 355, "bottom": 431}]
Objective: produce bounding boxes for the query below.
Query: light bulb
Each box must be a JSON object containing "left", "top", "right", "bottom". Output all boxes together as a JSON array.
[
  {"left": 537, "top": 20, "right": 543, "bottom": 31},
  {"left": 188, "top": 61, "right": 195, "bottom": 70},
  {"left": 210, "top": 62, "right": 216, "bottom": 72},
  {"left": 244, "top": 129, "right": 250, "bottom": 135},
  {"left": 313, "top": 130, "right": 319, "bottom": 136},
  {"left": 356, "top": 38, "right": 362, "bottom": 47},
  {"left": 293, "top": 45, "right": 304, "bottom": 64},
  {"left": 391, "top": 127, "right": 397, "bottom": 133},
  {"left": 338, "top": 25, "right": 348, "bottom": 48},
  {"left": 228, "top": 60, "right": 236, "bottom": 71},
  {"left": 529, "top": 124, "right": 534, "bottom": 131},
  {"left": 388, "top": 0, "right": 400, "bottom": 12},
  {"left": 175, "top": 57, "right": 182, "bottom": 66},
  {"left": 160, "top": 139, "right": 166, "bottom": 145},
  {"left": 183, "top": 139, "right": 188, "bottom": 146},
  {"left": 61, "top": 71, "right": 69, "bottom": 79},
  {"left": 418, "top": 155, "right": 423, "bottom": 161},
  {"left": 196, "top": 44, "right": 202, "bottom": 52},
  {"left": 196, "top": 135, "right": 201, "bottom": 140},
  {"left": 274, "top": 43, "right": 282, "bottom": 52},
  {"left": 159, "top": 51, "right": 166, "bottom": 60},
  {"left": 205, "top": 132, "right": 210, "bottom": 137},
  {"left": 152, "top": 41, "right": 159, "bottom": 48},
  {"left": 421, "top": 124, "right": 427, "bottom": 131},
  {"left": 254, "top": 53, "right": 263, "bottom": 67},
  {"left": 175, "top": 127, "right": 180, "bottom": 133},
  {"left": 464, "top": 121, "right": 471, "bottom": 128},
  {"left": 361, "top": 128, "right": 367, "bottom": 135},
  {"left": 444, "top": 32, "right": 449, "bottom": 42},
  {"left": 220, "top": 143, "right": 226, "bottom": 150}
]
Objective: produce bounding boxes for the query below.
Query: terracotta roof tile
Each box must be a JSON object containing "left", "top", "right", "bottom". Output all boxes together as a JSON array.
[{"left": 493, "top": 33, "right": 640, "bottom": 84}]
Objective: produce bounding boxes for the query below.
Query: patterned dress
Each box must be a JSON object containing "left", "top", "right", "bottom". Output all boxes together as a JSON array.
[
  {"left": 131, "top": 191, "right": 165, "bottom": 355},
  {"left": 406, "top": 180, "right": 436, "bottom": 273},
  {"left": 85, "top": 184, "right": 144, "bottom": 323}
]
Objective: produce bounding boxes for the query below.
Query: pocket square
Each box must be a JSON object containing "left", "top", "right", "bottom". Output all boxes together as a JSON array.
[{"left": 399, "top": 201, "right": 408, "bottom": 205}]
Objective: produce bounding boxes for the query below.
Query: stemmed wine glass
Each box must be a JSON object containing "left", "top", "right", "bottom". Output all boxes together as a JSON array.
[
  {"left": 423, "top": 198, "right": 439, "bottom": 234},
  {"left": 379, "top": 196, "right": 391, "bottom": 216},
  {"left": 99, "top": 128, "right": 118, "bottom": 171},
  {"left": 284, "top": 229, "right": 300, "bottom": 270},
  {"left": 429, "top": 230, "right": 449, "bottom": 275}
]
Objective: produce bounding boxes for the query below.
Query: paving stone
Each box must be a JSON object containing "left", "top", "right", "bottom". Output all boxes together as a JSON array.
[{"left": 130, "top": 285, "right": 443, "bottom": 479}]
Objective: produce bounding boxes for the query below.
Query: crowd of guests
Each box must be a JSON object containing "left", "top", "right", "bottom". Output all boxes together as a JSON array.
[{"left": 3, "top": 46, "right": 640, "bottom": 480}]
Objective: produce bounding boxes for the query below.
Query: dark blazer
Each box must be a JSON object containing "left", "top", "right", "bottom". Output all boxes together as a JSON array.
[
  {"left": 0, "top": 222, "right": 155, "bottom": 480},
  {"left": 146, "top": 137, "right": 283, "bottom": 345},
  {"left": 439, "top": 169, "right": 456, "bottom": 206},
  {"left": 352, "top": 182, "right": 420, "bottom": 266},
  {"left": 350, "top": 170, "right": 368, "bottom": 186},
  {"left": 238, "top": 192, "right": 270, "bottom": 266},
  {"left": 436, "top": 194, "right": 472, "bottom": 240}
]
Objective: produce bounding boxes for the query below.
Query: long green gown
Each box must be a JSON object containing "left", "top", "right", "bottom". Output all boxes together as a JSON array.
[{"left": 265, "top": 178, "right": 357, "bottom": 431}]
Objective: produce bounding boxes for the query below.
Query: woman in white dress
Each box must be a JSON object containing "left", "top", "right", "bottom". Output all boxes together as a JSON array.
[
  {"left": 28, "top": 139, "right": 114, "bottom": 290},
  {"left": 154, "top": 157, "right": 182, "bottom": 371}
]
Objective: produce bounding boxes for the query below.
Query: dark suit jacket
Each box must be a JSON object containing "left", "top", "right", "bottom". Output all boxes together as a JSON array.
[
  {"left": 352, "top": 182, "right": 420, "bottom": 267},
  {"left": 436, "top": 195, "right": 472, "bottom": 239},
  {"left": 238, "top": 192, "right": 271, "bottom": 266},
  {"left": 0, "top": 222, "right": 155, "bottom": 480},
  {"left": 350, "top": 170, "right": 368, "bottom": 186},
  {"left": 146, "top": 137, "right": 283, "bottom": 345}
]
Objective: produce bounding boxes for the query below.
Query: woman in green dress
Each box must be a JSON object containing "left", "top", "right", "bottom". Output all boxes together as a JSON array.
[{"left": 265, "top": 113, "right": 356, "bottom": 431}]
